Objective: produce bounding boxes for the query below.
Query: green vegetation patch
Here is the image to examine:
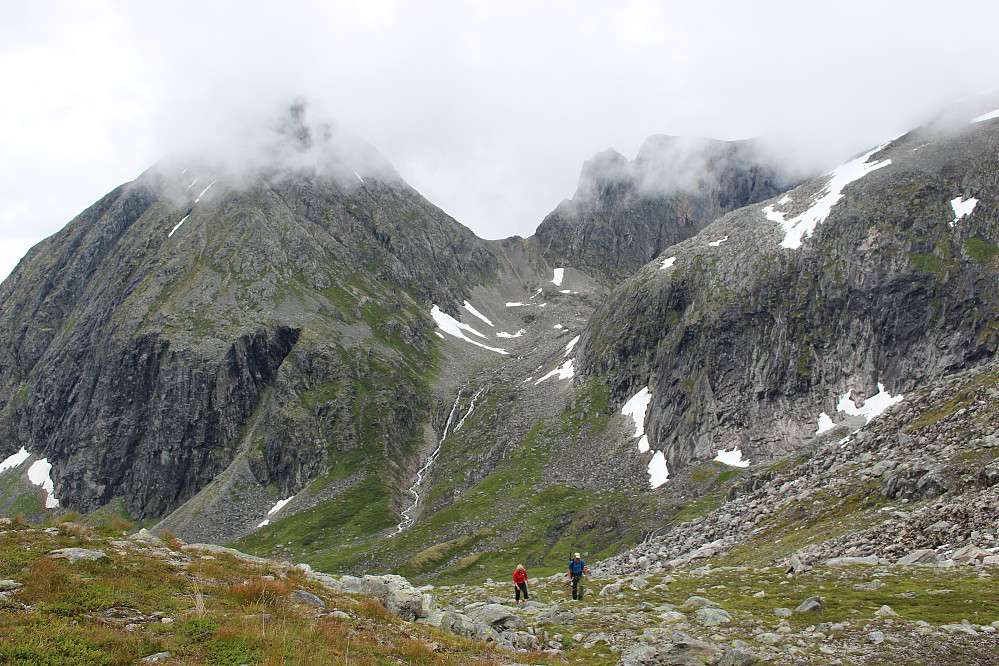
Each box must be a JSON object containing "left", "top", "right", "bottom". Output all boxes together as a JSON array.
[{"left": 965, "top": 237, "right": 998, "bottom": 264}]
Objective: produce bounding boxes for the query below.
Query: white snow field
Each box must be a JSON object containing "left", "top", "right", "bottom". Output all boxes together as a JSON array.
[{"left": 763, "top": 143, "right": 892, "bottom": 249}]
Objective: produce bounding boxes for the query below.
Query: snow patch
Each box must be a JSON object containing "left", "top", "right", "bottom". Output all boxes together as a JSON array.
[
  {"left": 837, "top": 383, "right": 903, "bottom": 423},
  {"left": 185, "top": 177, "right": 199, "bottom": 191},
  {"left": 534, "top": 359, "right": 575, "bottom": 384},
  {"left": 815, "top": 412, "right": 836, "bottom": 435},
  {"left": 552, "top": 268, "right": 564, "bottom": 286},
  {"left": 621, "top": 387, "right": 652, "bottom": 440},
  {"left": 648, "top": 451, "right": 669, "bottom": 488},
  {"left": 194, "top": 180, "right": 218, "bottom": 203},
  {"left": 708, "top": 236, "right": 729, "bottom": 247},
  {"left": 714, "top": 447, "right": 750, "bottom": 468},
  {"left": 777, "top": 194, "right": 792, "bottom": 205},
  {"left": 554, "top": 324, "right": 564, "bottom": 330},
  {"left": 971, "top": 108, "right": 999, "bottom": 123},
  {"left": 950, "top": 197, "right": 978, "bottom": 226},
  {"left": 257, "top": 495, "right": 295, "bottom": 528},
  {"left": 463, "top": 301, "right": 494, "bottom": 327},
  {"left": 168, "top": 215, "right": 190, "bottom": 237},
  {"left": 496, "top": 329, "right": 526, "bottom": 339},
  {"left": 266, "top": 496, "right": 294, "bottom": 515},
  {"left": 355, "top": 171, "right": 364, "bottom": 184},
  {"left": 763, "top": 143, "right": 892, "bottom": 249},
  {"left": 660, "top": 256, "right": 676, "bottom": 270},
  {"left": 506, "top": 302, "right": 527, "bottom": 307},
  {"left": 0, "top": 447, "right": 30, "bottom": 473},
  {"left": 563, "top": 335, "right": 580, "bottom": 356},
  {"left": 560, "top": 289, "right": 572, "bottom": 294},
  {"left": 27, "top": 459, "right": 59, "bottom": 508},
  {"left": 431, "top": 305, "right": 508, "bottom": 354}
]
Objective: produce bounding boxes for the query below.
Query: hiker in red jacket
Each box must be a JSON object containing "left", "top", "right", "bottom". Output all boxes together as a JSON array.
[{"left": 513, "top": 564, "right": 530, "bottom": 602}]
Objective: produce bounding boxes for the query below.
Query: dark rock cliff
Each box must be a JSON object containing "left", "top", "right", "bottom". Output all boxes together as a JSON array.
[
  {"left": 534, "top": 136, "right": 799, "bottom": 283},
  {"left": 580, "top": 115, "right": 999, "bottom": 472}
]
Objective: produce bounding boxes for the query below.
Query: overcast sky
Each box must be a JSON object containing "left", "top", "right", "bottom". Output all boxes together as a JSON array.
[{"left": 2, "top": 0, "right": 998, "bottom": 282}]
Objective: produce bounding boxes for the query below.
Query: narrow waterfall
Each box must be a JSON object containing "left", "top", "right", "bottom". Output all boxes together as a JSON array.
[{"left": 393, "top": 386, "right": 485, "bottom": 535}]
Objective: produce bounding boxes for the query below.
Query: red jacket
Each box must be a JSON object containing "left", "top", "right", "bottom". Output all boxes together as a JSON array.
[{"left": 513, "top": 568, "right": 527, "bottom": 585}]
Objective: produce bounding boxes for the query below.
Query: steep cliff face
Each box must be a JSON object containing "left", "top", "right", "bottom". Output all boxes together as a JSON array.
[
  {"left": 535, "top": 136, "right": 799, "bottom": 283},
  {"left": 580, "top": 111, "right": 999, "bottom": 473},
  {"left": 0, "top": 106, "right": 498, "bottom": 524}
]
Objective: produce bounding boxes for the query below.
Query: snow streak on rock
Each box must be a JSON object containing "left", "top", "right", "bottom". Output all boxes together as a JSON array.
[
  {"left": 660, "top": 256, "right": 676, "bottom": 270},
  {"left": 563, "top": 335, "right": 580, "bottom": 357},
  {"left": 462, "top": 301, "right": 494, "bottom": 327},
  {"left": 169, "top": 215, "right": 190, "bottom": 237},
  {"left": 708, "top": 236, "right": 729, "bottom": 247},
  {"left": 534, "top": 359, "right": 575, "bottom": 385},
  {"left": 194, "top": 180, "right": 218, "bottom": 204},
  {"left": 257, "top": 495, "right": 295, "bottom": 527},
  {"left": 763, "top": 143, "right": 892, "bottom": 249},
  {"left": 971, "top": 108, "right": 999, "bottom": 123},
  {"left": 431, "top": 305, "right": 508, "bottom": 354}
]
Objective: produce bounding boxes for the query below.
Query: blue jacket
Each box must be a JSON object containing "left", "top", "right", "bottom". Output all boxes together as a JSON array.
[{"left": 568, "top": 559, "right": 585, "bottom": 575}]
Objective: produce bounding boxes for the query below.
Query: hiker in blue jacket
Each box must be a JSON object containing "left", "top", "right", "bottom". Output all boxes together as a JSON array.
[{"left": 567, "top": 552, "right": 588, "bottom": 600}]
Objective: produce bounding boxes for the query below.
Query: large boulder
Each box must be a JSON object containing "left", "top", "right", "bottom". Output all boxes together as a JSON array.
[
  {"left": 897, "top": 549, "right": 943, "bottom": 566},
  {"left": 338, "top": 574, "right": 430, "bottom": 621},
  {"left": 463, "top": 603, "right": 526, "bottom": 631}
]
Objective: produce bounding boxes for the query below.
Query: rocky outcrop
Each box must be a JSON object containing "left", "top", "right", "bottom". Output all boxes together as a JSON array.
[
  {"left": 535, "top": 136, "right": 799, "bottom": 283},
  {"left": 580, "top": 115, "right": 999, "bottom": 472}
]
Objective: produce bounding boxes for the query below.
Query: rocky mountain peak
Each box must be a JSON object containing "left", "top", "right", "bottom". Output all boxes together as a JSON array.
[{"left": 535, "top": 135, "right": 800, "bottom": 282}]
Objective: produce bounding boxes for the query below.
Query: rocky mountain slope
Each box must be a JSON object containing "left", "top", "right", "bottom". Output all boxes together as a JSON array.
[
  {"left": 0, "top": 103, "right": 503, "bottom": 537},
  {"left": 580, "top": 104, "right": 999, "bottom": 476},
  {"left": 535, "top": 136, "right": 798, "bottom": 283}
]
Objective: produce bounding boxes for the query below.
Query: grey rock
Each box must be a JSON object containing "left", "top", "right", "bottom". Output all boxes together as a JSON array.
[
  {"left": 875, "top": 605, "right": 898, "bottom": 617},
  {"left": 617, "top": 636, "right": 724, "bottom": 666},
  {"left": 139, "top": 653, "right": 172, "bottom": 663},
  {"left": 0, "top": 580, "right": 22, "bottom": 591},
  {"left": 464, "top": 603, "right": 526, "bottom": 631},
  {"left": 536, "top": 603, "right": 577, "bottom": 625},
  {"left": 719, "top": 646, "right": 759, "bottom": 666},
  {"left": 601, "top": 581, "right": 623, "bottom": 596},
  {"left": 48, "top": 548, "right": 106, "bottom": 564},
  {"left": 868, "top": 630, "right": 886, "bottom": 644},
  {"left": 681, "top": 595, "right": 721, "bottom": 610},
  {"left": 897, "top": 549, "right": 943, "bottom": 566},
  {"left": 289, "top": 589, "right": 325, "bottom": 608},
  {"left": 794, "top": 596, "right": 823, "bottom": 613},
  {"left": 774, "top": 607, "right": 792, "bottom": 618},
  {"left": 825, "top": 555, "right": 880, "bottom": 566},
  {"left": 695, "top": 607, "right": 732, "bottom": 626},
  {"left": 952, "top": 544, "right": 990, "bottom": 564}
]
